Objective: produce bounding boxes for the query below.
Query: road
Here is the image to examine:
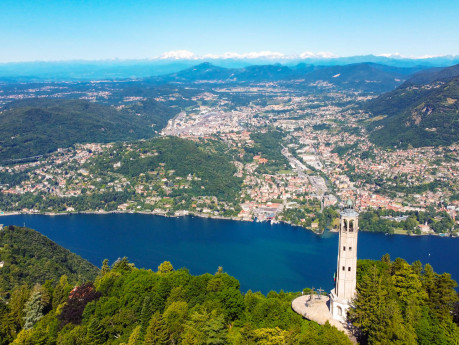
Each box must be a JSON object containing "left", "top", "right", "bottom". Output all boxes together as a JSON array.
[{"left": 281, "top": 147, "right": 328, "bottom": 196}]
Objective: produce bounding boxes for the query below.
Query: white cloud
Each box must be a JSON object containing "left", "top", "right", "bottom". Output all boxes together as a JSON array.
[
  {"left": 159, "top": 50, "right": 196, "bottom": 60},
  {"left": 410, "top": 54, "right": 442, "bottom": 59},
  {"left": 299, "top": 51, "right": 336, "bottom": 59},
  {"left": 156, "top": 50, "right": 289, "bottom": 60},
  {"left": 156, "top": 50, "right": 450, "bottom": 61},
  {"left": 224, "top": 51, "right": 286, "bottom": 59},
  {"left": 158, "top": 50, "right": 332, "bottom": 60},
  {"left": 375, "top": 53, "right": 445, "bottom": 59},
  {"left": 201, "top": 53, "right": 221, "bottom": 59},
  {"left": 202, "top": 51, "right": 287, "bottom": 60},
  {"left": 376, "top": 53, "right": 402, "bottom": 58}
]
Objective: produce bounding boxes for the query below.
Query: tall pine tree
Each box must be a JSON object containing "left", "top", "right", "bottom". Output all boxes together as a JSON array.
[
  {"left": 144, "top": 312, "right": 169, "bottom": 345},
  {"left": 86, "top": 317, "right": 107, "bottom": 345},
  {"left": 22, "top": 289, "right": 44, "bottom": 330},
  {"left": 128, "top": 325, "right": 141, "bottom": 345}
]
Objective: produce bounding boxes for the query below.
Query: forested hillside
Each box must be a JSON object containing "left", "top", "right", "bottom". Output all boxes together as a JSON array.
[
  {"left": 0, "top": 98, "right": 179, "bottom": 161},
  {"left": 87, "top": 136, "right": 243, "bottom": 203},
  {"left": 0, "top": 225, "right": 99, "bottom": 294},
  {"left": 244, "top": 130, "right": 289, "bottom": 174},
  {"left": 0, "top": 137, "right": 243, "bottom": 215},
  {"left": 401, "top": 63, "right": 459, "bottom": 86},
  {"left": 366, "top": 75, "right": 459, "bottom": 148},
  {"left": 0, "top": 252, "right": 351, "bottom": 344}
]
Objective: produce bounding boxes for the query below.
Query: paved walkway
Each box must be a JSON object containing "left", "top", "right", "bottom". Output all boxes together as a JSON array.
[{"left": 291, "top": 295, "right": 356, "bottom": 341}]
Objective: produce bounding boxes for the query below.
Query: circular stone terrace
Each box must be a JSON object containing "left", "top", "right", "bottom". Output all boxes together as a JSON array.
[{"left": 291, "top": 295, "right": 356, "bottom": 342}]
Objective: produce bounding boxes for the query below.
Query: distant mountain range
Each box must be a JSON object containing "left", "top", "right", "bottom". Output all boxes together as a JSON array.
[
  {"left": 1, "top": 60, "right": 458, "bottom": 157},
  {"left": 152, "top": 62, "right": 426, "bottom": 93},
  {"left": 1, "top": 55, "right": 458, "bottom": 81},
  {"left": 367, "top": 64, "right": 459, "bottom": 148}
]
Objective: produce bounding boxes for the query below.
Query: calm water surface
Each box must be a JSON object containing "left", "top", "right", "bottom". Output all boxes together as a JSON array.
[{"left": 1, "top": 214, "right": 458, "bottom": 293}]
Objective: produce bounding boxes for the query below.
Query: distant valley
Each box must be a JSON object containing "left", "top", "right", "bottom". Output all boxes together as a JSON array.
[{"left": 0, "top": 61, "right": 458, "bottom": 237}]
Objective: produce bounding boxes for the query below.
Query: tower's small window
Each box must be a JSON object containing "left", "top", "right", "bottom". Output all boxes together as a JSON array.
[
  {"left": 342, "top": 266, "right": 345, "bottom": 271},
  {"left": 349, "top": 247, "right": 352, "bottom": 251},
  {"left": 348, "top": 267, "right": 351, "bottom": 271},
  {"left": 343, "top": 246, "right": 346, "bottom": 251}
]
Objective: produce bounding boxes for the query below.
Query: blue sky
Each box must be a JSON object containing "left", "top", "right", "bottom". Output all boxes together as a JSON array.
[{"left": 0, "top": 0, "right": 458, "bottom": 62}]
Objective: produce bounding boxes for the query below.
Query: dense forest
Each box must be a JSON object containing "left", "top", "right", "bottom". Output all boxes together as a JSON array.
[
  {"left": 349, "top": 256, "right": 459, "bottom": 344},
  {"left": 0, "top": 226, "right": 99, "bottom": 295},
  {"left": 0, "top": 227, "right": 351, "bottom": 345}
]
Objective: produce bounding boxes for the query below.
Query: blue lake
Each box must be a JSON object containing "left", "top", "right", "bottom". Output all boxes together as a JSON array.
[{"left": 1, "top": 214, "right": 458, "bottom": 294}]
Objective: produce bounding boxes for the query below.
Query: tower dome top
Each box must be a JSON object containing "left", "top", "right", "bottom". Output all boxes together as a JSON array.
[{"left": 341, "top": 198, "right": 358, "bottom": 217}]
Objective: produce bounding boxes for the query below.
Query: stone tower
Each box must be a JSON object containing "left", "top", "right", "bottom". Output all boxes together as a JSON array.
[{"left": 330, "top": 199, "right": 359, "bottom": 323}]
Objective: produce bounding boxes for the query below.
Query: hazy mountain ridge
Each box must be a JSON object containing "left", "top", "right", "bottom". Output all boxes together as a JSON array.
[
  {"left": 400, "top": 63, "right": 459, "bottom": 86},
  {"left": 157, "top": 62, "right": 426, "bottom": 92},
  {"left": 1, "top": 55, "right": 458, "bottom": 81}
]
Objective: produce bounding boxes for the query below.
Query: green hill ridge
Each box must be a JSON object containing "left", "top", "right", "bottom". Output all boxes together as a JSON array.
[
  {"left": 0, "top": 225, "right": 99, "bottom": 294},
  {"left": 0, "top": 98, "right": 179, "bottom": 162},
  {"left": 366, "top": 73, "right": 459, "bottom": 148}
]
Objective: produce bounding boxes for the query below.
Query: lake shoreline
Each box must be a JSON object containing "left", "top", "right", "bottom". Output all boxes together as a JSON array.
[
  {"left": 0, "top": 209, "right": 454, "bottom": 238},
  {"left": 2, "top": 212, "right": 458, "bottom": 293}
]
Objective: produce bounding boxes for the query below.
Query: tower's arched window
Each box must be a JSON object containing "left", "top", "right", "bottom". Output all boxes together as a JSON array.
[
  {"left": 349, "top": 220, "right": 354, "bottom": 232},
  {"left": 343, "top": 219, "right": 348, "bottom": 232}
]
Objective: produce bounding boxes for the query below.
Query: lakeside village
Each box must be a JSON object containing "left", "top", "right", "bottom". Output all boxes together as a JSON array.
[{"left": 0, "top": 86, "right": 458, "bottom": 236}]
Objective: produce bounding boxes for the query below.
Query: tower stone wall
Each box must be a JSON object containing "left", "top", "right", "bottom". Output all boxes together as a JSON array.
[{"left": 330, "top": 205, "right": 359, "bottom": 323}]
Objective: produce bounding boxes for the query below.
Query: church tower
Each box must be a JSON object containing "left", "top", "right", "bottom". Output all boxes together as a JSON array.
[{"left": 330, "top": 199, "right": 359, "bottom": 323}]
